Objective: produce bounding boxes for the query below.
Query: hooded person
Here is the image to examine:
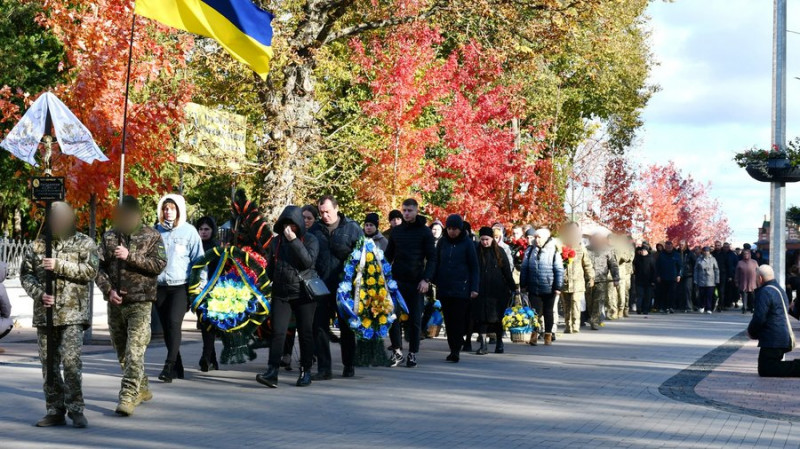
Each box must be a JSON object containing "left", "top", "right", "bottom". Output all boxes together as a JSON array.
[
  {"left": 20, "top": 202, "right": 99, "bottom": 428},
  {"left": 0, "top": 262, "right": 12, "bottom": 344},
  {"left": 363, "top": 212, "right": 388, "bottom": 252},
  {"left": 154, "top": 194, "right": 204, "bottom": 383},
  {"left": 433, "top": 214, "right": 479, "bottom": 362},
  {"left": 256, "top": 206, "right": 320, "bottom": 388},
  {"left": 96, "top": 195, "right": 167, "bottom": 416}
]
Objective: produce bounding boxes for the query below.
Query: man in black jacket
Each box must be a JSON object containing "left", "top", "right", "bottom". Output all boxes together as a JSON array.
[
  {"left": 678, "top": 240, "right": 697, "bottom": 312},
  {"left": 385, "top": 199, "right": 437, "bottom": 368},
  {"left": 747, "top": 265, "right": 800, "bottom": 377},
  {"left": 633, "top": 245, "right": 656, "bottom": 315},
  {"left": 313, "top": 195, "right": 364, "bottom": 379}
]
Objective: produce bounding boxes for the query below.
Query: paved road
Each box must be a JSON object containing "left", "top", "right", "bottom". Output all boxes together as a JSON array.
[{"left": 1, "top": 312, "right": 797, "bottom": 448}]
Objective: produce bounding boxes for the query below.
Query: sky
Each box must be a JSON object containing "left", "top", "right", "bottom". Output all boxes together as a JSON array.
[{"left": 640, "top": 0, "right": 800, "bottom": 246}]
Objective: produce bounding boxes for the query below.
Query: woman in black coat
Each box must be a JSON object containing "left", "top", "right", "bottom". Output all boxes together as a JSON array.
[
  {"left": 196, "top": 216, "right": 220, "bottom": 372},
  {"left": 475, "top": 227, "right": 515, "bottom": 355},
  {"left": 433, "top": 214, "right": 479, "bottom": 363},
  {"left": 256, "top": 206, "right": 319, "bottom": 388}
]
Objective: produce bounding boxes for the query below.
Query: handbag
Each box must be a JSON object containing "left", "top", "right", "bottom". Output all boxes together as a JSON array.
[{"left": 301, "top": 273, "right": 331, "bottom": 299}]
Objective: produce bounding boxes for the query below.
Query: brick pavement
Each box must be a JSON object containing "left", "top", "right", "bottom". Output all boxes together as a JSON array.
[{"left": 2, "top": 312, "right": 800, "bottom": 448}]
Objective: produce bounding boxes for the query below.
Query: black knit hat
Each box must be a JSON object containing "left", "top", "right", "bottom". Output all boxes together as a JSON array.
[
  {"left": 388, "top": 209, "right": 402, "bottom": 221},
  {"left": 479, "top": 226, "right": 494, "bottom": 238},
  {"left": 365, "top": 213, "right": 380, "bottom": 227},
  {"left": 445, "top": 214, "right": 464, "bottom": 230}
]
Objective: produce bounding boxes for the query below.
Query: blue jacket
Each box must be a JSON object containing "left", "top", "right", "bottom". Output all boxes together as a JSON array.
[
  {"left": 655, "top": 250, "right": 682, "bottom": 281},
  {"left": 433, "top": 232, "right": 479, "bottom": 299},
  {"left": 155, "top": 194, "right": 204, "bottom": 286},
  {"left": 520, "top": 238, "right": 564, "bottom": 295},
  {"left": 748, "top": 280, "right": 795, "bottom": 349}
]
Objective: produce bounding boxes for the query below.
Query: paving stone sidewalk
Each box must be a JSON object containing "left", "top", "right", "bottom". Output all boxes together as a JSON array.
[{"left": 2, "top": 311, "right": 799, "bottom": 448}]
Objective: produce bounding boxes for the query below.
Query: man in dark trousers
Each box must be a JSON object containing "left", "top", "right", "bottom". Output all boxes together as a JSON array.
[
  {"left": 747, "top": 265, "right": 800, "bottom": 377},
  {"left": 385, "top": 198, "right": 437, "bottom": 368},
  {"left": 655, "top": 241, "right": 682, "bottom": 314},
  {"left": 313, "top": 195, "right": 364, "bottom": 379}
]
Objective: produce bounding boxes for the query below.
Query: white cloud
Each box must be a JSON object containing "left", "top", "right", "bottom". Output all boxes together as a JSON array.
[{"left": 640, "top": 0, "right": 800, "bottom": 246}]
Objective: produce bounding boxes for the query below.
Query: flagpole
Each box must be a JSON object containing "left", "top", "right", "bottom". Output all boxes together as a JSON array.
[{"left": 119, "top": 8, "right": 137, "bottom": 205}]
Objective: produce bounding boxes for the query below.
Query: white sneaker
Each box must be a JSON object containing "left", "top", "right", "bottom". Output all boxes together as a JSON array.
[
  {"left": 698, "top": 308, "right": 705, "bottom": 314},
  {"left": 706, "top": 310, "right": 712, "bottom": 315}
]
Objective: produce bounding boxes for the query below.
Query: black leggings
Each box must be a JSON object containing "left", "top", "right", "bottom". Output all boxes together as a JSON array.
[
  {"left": 156, "top": 285, "right": 188, "bottom": 363},
  {"left": 270, "top": 298, "right": 316, "bottom": 370},
  {"left": 530, "top": 293, "right": 556, "bottom": 333}
]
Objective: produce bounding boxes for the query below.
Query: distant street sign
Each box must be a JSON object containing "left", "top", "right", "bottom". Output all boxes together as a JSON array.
[{"left": 31, "top": 177, "right": 65, "bottom": 201}]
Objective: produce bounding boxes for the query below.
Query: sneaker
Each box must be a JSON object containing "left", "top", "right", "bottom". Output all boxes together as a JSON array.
[
  {"left": 706, "top": 310, "right": 713, "bottom": 315},
  {"left": 389, "top": 350, "right": 405, "bottom": 367},
  {"left": 406, "top": 352, "right": 417, "bottom": 368},
  {"left": 698, "top": 308, "right": 705, "bottom": 314}
]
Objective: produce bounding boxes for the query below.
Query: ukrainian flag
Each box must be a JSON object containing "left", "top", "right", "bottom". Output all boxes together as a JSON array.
[{"left": 135, "top": 0, "right": 274, "bottom": 79}]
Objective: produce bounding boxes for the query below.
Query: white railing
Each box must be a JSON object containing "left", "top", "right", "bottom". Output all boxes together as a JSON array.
[{"left": 0, "top": 238, "right": 32, "bottom": 279}]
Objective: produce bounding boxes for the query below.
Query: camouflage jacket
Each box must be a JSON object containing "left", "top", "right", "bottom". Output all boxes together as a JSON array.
[
  {"left": 587, "top": 247, "right": 620, "bottom": 284},
  {"left": 96, "top": 226, "right": 167, "bottom": 304},
  {"left": 21, "top": 232, "right": 99, "bottom": 328},
  {"left": 562, "top": 245, "right": 595, "bottom": 294},
  {"left": 614, "top": 243, "right": 635, "bottom": 278}
]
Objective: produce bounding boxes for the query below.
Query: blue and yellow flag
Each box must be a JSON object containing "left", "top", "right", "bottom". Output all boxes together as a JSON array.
[{"left": 135, "top": 0, "right": 274, "bottom": 79}]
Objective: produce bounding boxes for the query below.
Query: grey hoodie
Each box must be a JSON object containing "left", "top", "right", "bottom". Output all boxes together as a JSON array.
[{"left": 0, "top": 262, "right": 12, "bottom": 333}]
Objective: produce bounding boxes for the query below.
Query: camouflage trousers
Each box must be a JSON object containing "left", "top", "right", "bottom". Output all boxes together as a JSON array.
[
  {"left": 608, "top": 277, "right": 631, "bottom": 319},
  {"left": 108, "top": 302, "right": 152, "bottom": 402},
  {"left": 36, "top": 325, "right": 84, "bottom": 415},
  {"left": 562, "top": 292, "right": 584, "bottom": 333},
  {"left": 587, "top": 282, "right": 610, "bottom": 326}
]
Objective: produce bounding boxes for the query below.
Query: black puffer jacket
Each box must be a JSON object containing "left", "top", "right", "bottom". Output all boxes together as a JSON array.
[
  {"left": 477, "top": 244, "right": 515, "bottom": 302},
  {"left": 386, "top": 215, "right": 437, "bottom": 284},
  {"left": 266, "top": 206, "right": 319, "bottom": 301},
  {"left": 433, "top": 230, "right": 479, "bottom": 299},
  {"left": 315, "top": 212, "right": 364, "bottom": 289},
  {"left": 633, "top": 251, "right": 657, "bottom": 285}
]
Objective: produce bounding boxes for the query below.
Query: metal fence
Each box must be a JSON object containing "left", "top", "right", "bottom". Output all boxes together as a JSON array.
[{"left": 0, "top": 238, "right": 31, "bottom": 279}]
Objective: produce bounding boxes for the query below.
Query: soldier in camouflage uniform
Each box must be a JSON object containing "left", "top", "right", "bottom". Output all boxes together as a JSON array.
[
  {"left": 608, "top": 235, "right": 635, "bottom": 319},
  {"left": 558, "top": 222, "right": 594, "bottom": 334},
  {"left": 20, "top": 202, "right": 99, "bottom": 428},
  {"left": 96, "top": 196, "right": 167, "bottom": 417},
  {"left": 586, "top": 232, "right": 619, "bottom": 330}
]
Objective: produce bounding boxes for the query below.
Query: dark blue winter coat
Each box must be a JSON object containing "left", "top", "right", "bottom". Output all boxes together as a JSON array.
[
  {"left": 748, "top": 279, "right": 795, "bottom": 349},
  {"left": 433, "top": 232, "right": 479, "bottom": 299},
  {"left": 520, "top": 238, "right": 564, "bottom": 295},
  {"left": 655, "top": 250, "right": 682, "bottom": 281}
]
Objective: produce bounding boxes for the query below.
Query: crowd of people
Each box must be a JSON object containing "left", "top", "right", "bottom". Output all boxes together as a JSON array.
[{"left": 14, "top": 192, "right": 800, "bottom": 429}]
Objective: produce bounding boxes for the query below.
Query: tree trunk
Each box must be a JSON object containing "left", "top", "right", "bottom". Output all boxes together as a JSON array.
[{"left": 259, "top": 60, "right": 320, "bottom": 223}]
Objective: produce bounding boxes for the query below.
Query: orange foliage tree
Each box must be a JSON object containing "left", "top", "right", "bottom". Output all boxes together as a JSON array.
[{"left": 34, "top": 0, "right": 193, "bottom": 223}]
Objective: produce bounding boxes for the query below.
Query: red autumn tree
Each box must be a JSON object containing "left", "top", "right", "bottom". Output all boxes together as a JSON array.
[
  {"left": 352, "top": 21, "right": 557, "bottom": 227},
  {"left": 637, "top": 162, "right": 731, "bottom": 246},
  {"left": 349, "top": 21, "right": 453, "bottom": 213},
  {"left": 592, "top": 156, "right": 638, "bottom": 233},
  {"left": 34, "top": 0, "right": 193, "bottom": 223}
]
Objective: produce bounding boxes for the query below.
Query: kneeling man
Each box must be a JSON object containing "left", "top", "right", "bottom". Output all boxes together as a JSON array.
[{"left": 747, "top": 265, "right": 800, "bottom": 377}]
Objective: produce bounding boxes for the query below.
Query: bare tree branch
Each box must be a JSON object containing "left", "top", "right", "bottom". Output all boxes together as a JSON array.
[{"left": 322, "top": 0, "right": 447, "bottom": 44}]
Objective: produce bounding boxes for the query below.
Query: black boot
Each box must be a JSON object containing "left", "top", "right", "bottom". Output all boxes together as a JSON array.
[
  {"left": 158, "top": 361, "right": 175, "bottom": 383},
  {"left": 495, "top": 338, "right": 505, "bottom": 354},
  {"left": 476, "top": 334, "right": 488, "bottom": 355},
  {"left": 296, "top": 369, "right": 312, "bottom": 387},
  {"left": 256, "top": 366, "right": 279, "bottom": 388},
  {"left": 175, "top": 353, "right": 185, "bottom": 379},
  {"left": 462, "top": 340, "right": 473, "bottom": 352},
  {"left": 342, "top": 366, "right": 355, "bottom": 378}
]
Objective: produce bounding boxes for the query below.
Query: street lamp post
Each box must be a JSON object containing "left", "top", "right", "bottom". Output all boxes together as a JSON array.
[{"left": 770, "top": 0, "right": 787, "bottom": 286}]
